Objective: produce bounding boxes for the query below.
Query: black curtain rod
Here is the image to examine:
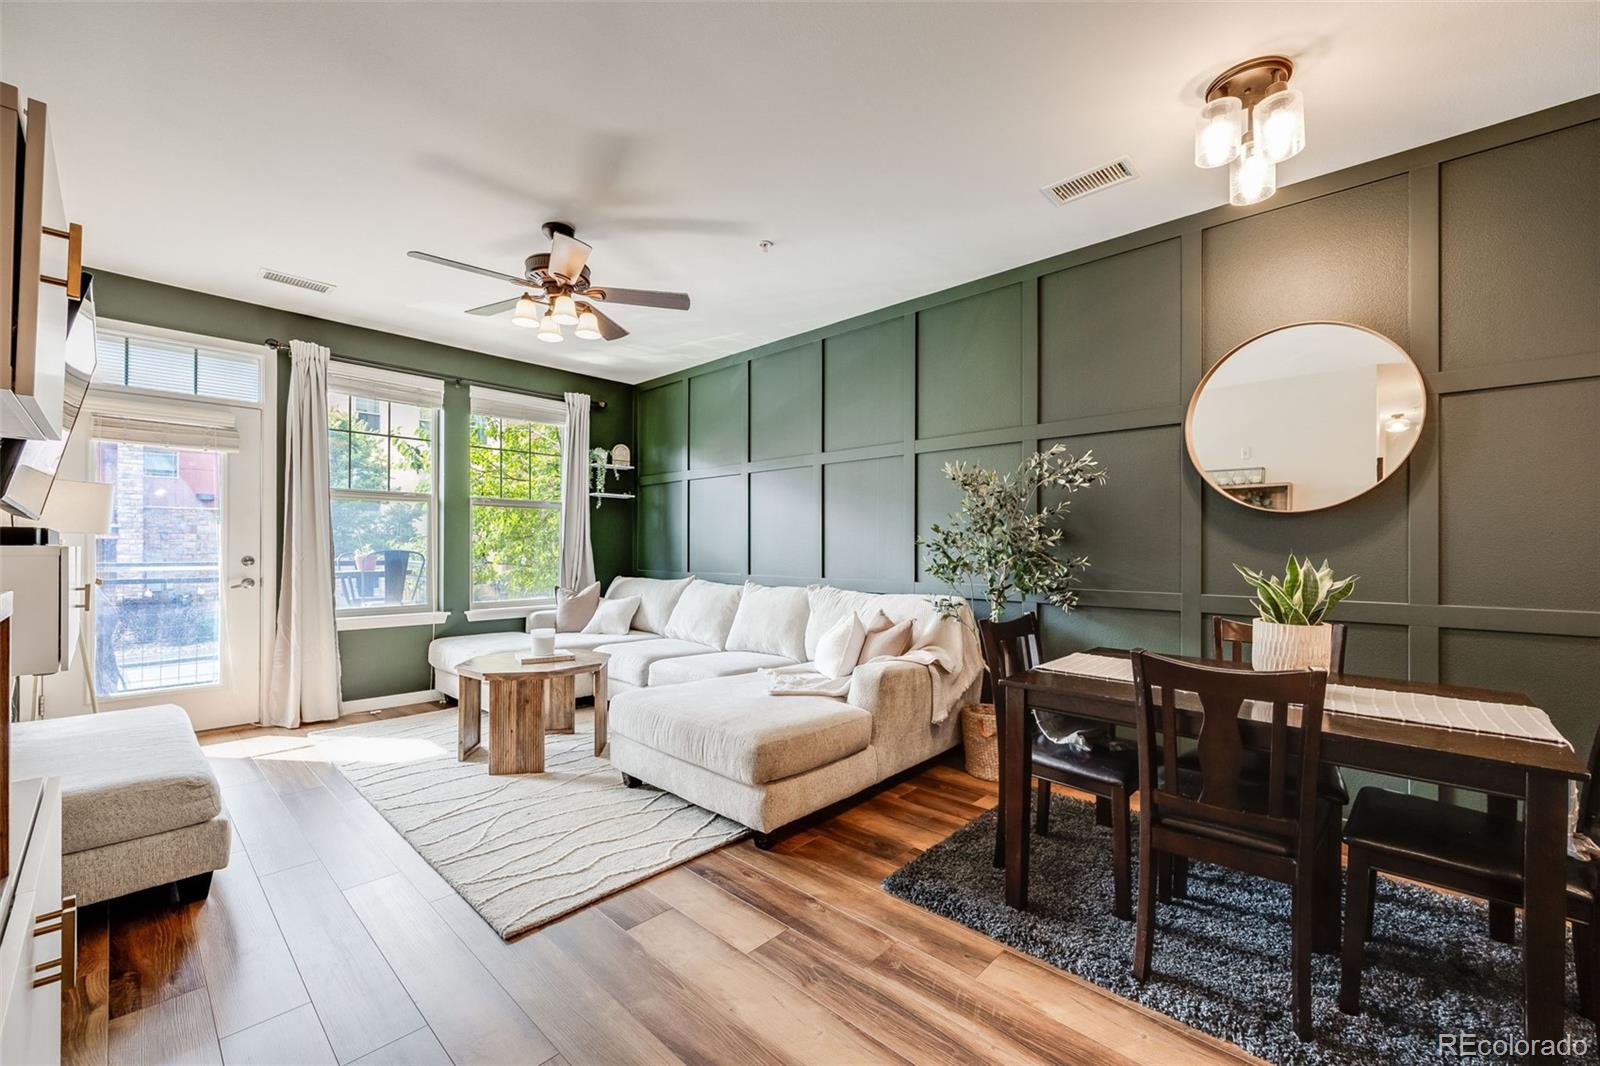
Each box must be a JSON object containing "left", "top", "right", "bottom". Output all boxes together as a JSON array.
[{"left": 262, "top": 339, "right": 606, "bottom": 410}]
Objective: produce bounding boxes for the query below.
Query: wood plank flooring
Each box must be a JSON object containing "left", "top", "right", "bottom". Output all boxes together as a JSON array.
[{"left": 64, "top": 703, "right": 1258, "bottom": 1066}]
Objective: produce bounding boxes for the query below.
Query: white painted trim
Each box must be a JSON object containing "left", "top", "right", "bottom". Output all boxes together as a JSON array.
[
  {"left": 463, "top": 603, "right": 549, "bottom": 623},
  {"left": 98, "top": 318, "right": 271, "bottom": 361},
  {"left": 335, "top": 610, "right": 450, "bottom": 632},
  {"left": 339, "top": 688, "right": 445, "bottom": 715}
]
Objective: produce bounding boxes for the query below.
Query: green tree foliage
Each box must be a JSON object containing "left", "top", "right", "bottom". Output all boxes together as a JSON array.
[{"left": 468, "top": 416, "right": 562, "bottom": 602}]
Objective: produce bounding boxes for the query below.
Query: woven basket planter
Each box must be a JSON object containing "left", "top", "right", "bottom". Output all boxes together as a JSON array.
[{"left": 961, "top": 702, "right": 999, "bottom": 781}]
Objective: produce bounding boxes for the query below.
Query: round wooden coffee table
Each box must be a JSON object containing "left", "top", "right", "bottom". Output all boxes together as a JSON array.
[{"left": 455, "top": 650, "right": 609, "bottom": 774}]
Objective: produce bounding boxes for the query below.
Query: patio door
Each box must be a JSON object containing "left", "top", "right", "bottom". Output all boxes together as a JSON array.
[{"left": 84, "top": 397, "right": 265, "bottom": 730}]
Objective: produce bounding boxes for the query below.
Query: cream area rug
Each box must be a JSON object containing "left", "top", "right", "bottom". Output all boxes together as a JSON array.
[{"left": 309, "top": 706, "right": 746, "bottom": 939}]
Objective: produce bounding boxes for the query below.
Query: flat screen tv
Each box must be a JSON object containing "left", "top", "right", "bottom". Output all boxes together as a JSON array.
[{"left": 1, "top": 275, "right": 95, "bottom": 520}]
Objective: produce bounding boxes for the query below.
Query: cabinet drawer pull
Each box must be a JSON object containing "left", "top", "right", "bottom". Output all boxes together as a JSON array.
[
  {"left": 33, "top": 896, "right": 77, "bottom": 987},
  {"left": 33, "top": 962, "right": 63, "bottom": 988},
  {"left": 34, "top": 921, "right": 62, "bottom": 935}
]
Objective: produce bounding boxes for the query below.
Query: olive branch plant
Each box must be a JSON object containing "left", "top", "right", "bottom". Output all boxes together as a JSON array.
[{"left": 918, "top": 443, "right": 1107, "bottom": 623}]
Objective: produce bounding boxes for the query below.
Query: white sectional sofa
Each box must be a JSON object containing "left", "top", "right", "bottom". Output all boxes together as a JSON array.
[{"left": 426, "top": 576, "right": 981, "bottom": 843}]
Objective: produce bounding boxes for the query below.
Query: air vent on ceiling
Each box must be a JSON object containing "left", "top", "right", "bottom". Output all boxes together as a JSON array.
[
  {"left": 1040, "top": 158, "right": 1138, "bottom": 205},
  {"left": 259, "top": 268, "right": 335, "bottom": 294}
]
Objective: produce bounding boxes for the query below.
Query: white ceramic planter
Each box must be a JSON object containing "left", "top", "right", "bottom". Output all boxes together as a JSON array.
[{"left": 1251, "top": 619, "right": 1333, "bottom": 671}]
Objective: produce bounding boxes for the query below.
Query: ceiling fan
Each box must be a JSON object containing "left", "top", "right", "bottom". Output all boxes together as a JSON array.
[{"left": 407, "top": 221, "right": 691, "bottom": 343}]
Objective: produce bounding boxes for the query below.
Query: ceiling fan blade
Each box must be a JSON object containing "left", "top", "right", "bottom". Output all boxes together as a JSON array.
[
  {"left": 548, "top": 233, "right": 593, "bottom": 283},
  {"left": 590, "top": 286, "right": 691, "bottom": 311},
  {"left": 464, "top": 296, "right": 522, "bottom": 317},
  {"left": 589, "top": 304, "right": 629, "bottom": 341},
  {"left": 407, "top": 250, "right": 527, "bottom": 285}
]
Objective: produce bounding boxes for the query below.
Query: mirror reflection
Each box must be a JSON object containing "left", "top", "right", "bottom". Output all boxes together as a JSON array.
[{"left": 1186, "top": 322, "right": 1425, "bottom": 512}]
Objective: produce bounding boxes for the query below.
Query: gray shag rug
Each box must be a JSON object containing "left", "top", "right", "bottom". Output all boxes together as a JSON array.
[{"left": 883, "top": 795, "right": 1599, "bottom": 1065}]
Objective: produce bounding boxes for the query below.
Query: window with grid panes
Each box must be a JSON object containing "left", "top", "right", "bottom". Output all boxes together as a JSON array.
[
  {"left": 468, "top": 414, "right": 563, "bottom": 606},
  {"left": 327, "top": 389, "right": 438, "bottom": 612}
]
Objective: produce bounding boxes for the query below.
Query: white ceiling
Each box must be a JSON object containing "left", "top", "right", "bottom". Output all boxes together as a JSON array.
[{"left": 7, "top": 3, "right": 1598, "bottom": 385}]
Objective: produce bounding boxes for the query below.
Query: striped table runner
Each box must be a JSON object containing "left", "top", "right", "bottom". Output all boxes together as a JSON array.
[{"left": 1037, "top": 652, "right": 1571, "bottom": 749}]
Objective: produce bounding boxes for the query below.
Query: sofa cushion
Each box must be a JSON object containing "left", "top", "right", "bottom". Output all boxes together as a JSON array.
[
  {"left": 427, "top": 631, "right": 534, "bottom": 673},
  {"left": 607, "top": 576, "right": 694, "bottom": 634},
  {"left": 805, "top": 586, "right": 944, "bottom": 659},
  {"left": 647, "top": 651, "right": 797, "bottom": 687},
  {"left": 663, "top": 579, "right": 742, "bottom": 649},
  {"left": 12, "top": 704, "right": 222, "bottom": 854},
  {"left": 725, "top": 582, "right": 810, "bottom": 661},
  {"left": 558, "top": 631, "right": 657, "bottom": 653},
  {"left": 609, "top": 674, "right": 871, "bottom": 784},
  {"left": 600, "top": 638, "right": 719, "bottom": 687},
  {"left": 861, "top": 616, "right": 914, "bottom": 661},
  {"left": 815, "top": 613, "right": 867, "bottom": 678}
]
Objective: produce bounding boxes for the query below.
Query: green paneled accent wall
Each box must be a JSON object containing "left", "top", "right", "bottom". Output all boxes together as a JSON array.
[
  {"left": 638, "top": 379, "right": 688, "bottom": 474},
  {"left": 917, "top": 285, "right": 1024, "bottom": 439},
  {"left": 89, "top": 273, "right": 634, "bottom": 702},
  {"left": 750, "top": 342, "right": 822, "bottom": 461},
  {"left": 688, "top": 364, "right": 747, "bottom": 469},
  {"left": 633, "top": 98, "right": 1600, "bottom": 767}
]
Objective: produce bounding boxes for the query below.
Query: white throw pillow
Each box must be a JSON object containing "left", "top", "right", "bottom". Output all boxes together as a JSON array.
[
  {"left": 663, "top": 579, "right": 742, "bottom": 649},
  {"left": 606, "top": 576, "right": 694, "bottom": 635},
  {"left": 555, "top": 582, "right": 601, "bottom": 632},
  {"left": 724, "top": 582, "right": 810, "bottom": 661},
  {"left": 814, "top": 613, "right": 868, "bottom": 678},
  {"left": 582, "top": 595, "right": 641, "bottom": 636}
]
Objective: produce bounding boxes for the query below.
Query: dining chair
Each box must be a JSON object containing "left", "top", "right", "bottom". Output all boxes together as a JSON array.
[
  {"left": 1166, "top": 618, "right": 1351, "bottom": 935},
  {"left": 981, "top": 616, "right": 1137, "bottom": 920},
  {"left": 1130, "top": 649, "right": 1336, "bottom": 1040},
  {"left": 1339, "top": 729, "right": 1600, "bottom": 1021}
]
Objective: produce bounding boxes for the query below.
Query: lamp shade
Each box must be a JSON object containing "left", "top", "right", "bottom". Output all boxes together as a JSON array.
[
  {"left": 1254, "top": 87, "right": 1306, "bottom": 163},
  {"left": 39, "top": 479, "right": 114, "bottom": 535},
  {"left": 1194, "top": 96, "right": 1244, "bottom": 169},
  {"left": 511, "top": 294, "right": 542, "bottom": 328}
]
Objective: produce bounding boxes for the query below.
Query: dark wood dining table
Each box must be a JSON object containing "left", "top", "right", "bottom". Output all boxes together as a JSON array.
[{"left": 997, "top": 647, "right": 1589, "bottom": 1054}]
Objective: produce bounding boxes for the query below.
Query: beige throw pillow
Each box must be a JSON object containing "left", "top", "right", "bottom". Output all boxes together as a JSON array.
[
  {"left": 555, "top": 582, "right": 601, "bottom": 632},
  {"left": 860, "top": 617, "right": 914, "bottom": 661}
]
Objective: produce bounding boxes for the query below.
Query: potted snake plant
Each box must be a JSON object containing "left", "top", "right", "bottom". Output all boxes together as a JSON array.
[{"left": 1233, "top": 555, "right": 1357, "bottom": 671}]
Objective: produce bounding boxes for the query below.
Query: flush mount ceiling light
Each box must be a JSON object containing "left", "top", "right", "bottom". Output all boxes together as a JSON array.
[
  {"left": 1384, "top": 412, "right": 1414, "bottom": 433},
  {"left": 1195, "top": 55, "right": 1306, "bottom": 206}
]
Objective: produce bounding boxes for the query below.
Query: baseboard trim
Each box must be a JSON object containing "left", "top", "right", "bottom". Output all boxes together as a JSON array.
[{"left": 339, "top": 689, "right": 445, "bottom": 715}]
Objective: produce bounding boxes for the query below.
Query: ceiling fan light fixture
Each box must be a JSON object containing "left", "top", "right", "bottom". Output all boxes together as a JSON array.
[
  {"left": 537, "top": 312, "right": 564, "bottom": 343},
  {"left": 511, "top": 294, "right": 541, "bottom": 328},
  {"left": 574, "top": 309, "right": 602, "bottom": 341},
  {"left": 551, "top": 293, "right": 579, "bottom": 326}
]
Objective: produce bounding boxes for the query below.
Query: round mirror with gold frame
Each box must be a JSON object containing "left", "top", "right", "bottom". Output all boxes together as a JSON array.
[{"left": 1185, "top": 322, "right": 1426, "bottom": 513}]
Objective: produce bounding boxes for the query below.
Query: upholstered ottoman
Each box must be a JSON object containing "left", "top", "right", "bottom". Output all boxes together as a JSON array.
[{"left": 11, "top": 704, "right": 231, "bottom": 905}]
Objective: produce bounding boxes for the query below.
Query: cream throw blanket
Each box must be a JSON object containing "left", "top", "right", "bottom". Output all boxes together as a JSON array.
[{"left": 765, "top": 598, "right": 982, "bottom": 725}]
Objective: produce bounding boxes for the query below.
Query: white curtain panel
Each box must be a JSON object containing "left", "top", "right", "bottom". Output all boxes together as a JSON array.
[
  {"left": 265, "top": 340, "right": 342, "bottom": 727},
  {"left": 559, "top": 391, "right": 597, "bottom": 592}
]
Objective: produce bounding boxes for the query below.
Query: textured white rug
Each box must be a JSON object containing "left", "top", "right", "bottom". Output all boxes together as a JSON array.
[{"left": 310, "top": 707, "right": 746, "bottom": 939}]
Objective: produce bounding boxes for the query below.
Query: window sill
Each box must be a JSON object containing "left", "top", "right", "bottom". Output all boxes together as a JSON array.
[
  {"left": 464, "top": 602, "right": 553, "bottom": 623},
  {"left": 336, "top": 610, "right": 450, "bottom": 632}
]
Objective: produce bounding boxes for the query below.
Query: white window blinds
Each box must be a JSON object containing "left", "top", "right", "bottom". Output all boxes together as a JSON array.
[
  {"left": 89, "top": 411, "right": 241, "bottom": 453},
  {"left": 328, "top": 362, "right": 445, "bottom": 409},
  {"left": 468, "top": 385, "right": 565, "bottom": 424},
  {"left": 94, "top": 329, "right": 263, "bottom": 403}
]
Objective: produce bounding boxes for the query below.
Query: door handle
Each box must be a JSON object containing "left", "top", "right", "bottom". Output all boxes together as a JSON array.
[{"left": 230, "top": 577, "right": 257, "bottom": 590}]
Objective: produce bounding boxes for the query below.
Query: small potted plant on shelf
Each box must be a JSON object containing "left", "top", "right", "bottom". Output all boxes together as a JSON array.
[
  {"left": 919, "top": 444, "right": 1106, "bottom": 778},
  {"left": 1233, "top": 554, "right": 1357, "bottom": 671},
  {"left": 590, "top": 447, "right": 610, "bottom": 507}
]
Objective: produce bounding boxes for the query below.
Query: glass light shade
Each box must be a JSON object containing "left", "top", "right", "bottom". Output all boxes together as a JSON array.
[
  {"left": 1384, "top": 413, "right": 1413, "bottom": 434},
  {"left": 551, "top": 293, "right": 579, "bottom": 325},
  {"left": 511, "top": 294, "right": 541, "bottom": 328},
  {"left": 1254, "top": 87, "right": 1305, "bottom": 163},
  {"left": 536, "top": 312, "right": 563, "bottom": 343},
  {"left": 1194, "top": 97, "right": 1244, "bottom": 169},
  {"left": 574, "top": 310, "right": 602, "bottom": 340},
  {"left": 1229, "top": 140, "right": 1277, "bottom": 206}
]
